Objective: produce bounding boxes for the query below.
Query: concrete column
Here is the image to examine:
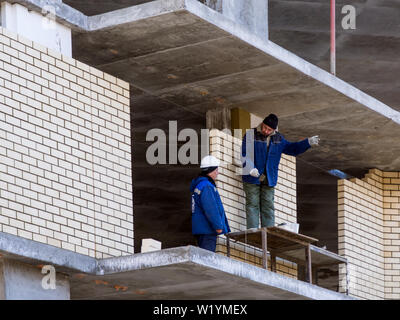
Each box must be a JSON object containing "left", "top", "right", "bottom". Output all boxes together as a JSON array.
[
  {"left": 0, "top": 259, "right": 70, "bottom": 300},
  {"left": 206, "top": 107, "right": 231, "bottom": 130},
  {"left": 198, "top": 0, "right": 268, "bottom": 40},
  {"left": 199, "top": 0, "right": 269, "bottom": 40},
  {"left": 199, "top": 0, "right": 223, "bottom": 12},
  {"left": 231, "top": 108, "right": 250, "bottom": 137},
  {"left": 222, "top": 0, "right": 268, "bottom": 40}
]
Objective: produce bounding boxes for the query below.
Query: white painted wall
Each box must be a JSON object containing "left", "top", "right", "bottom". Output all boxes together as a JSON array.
[{"left": 0, "top": 2, "right": 71, "bottom": 56}]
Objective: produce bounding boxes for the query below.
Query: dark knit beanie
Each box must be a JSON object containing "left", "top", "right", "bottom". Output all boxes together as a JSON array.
[{"left": 263, "top": 114, "right": 278, "bottom": 130}]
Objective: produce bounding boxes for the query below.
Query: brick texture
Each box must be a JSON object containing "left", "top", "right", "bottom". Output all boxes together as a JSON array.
[
  {"left": 210, "top": 129, "right": 297, "bottom": 278},
  {"left": 0, "top": 27, "right": 133, "bottom": 259},
  {"left": 338, "top": 169, "right": 400, "bottom": 300},
  {"left": 382, "top": 171, "right": 400, "bottom": 299}
]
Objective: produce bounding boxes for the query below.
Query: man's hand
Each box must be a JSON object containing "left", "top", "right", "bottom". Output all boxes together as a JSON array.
[
  {"left": 216, "top": 229, "right": 222, "bottom": 234},
  {"left": 308, "top": 135, "right": 320, "bottom": 147},
  {"left": 249, "top": 168, "right": 260, "bottom": 178}
]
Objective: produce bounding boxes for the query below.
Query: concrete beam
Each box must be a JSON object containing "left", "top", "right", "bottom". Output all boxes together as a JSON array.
[
  {"left": 1, "top": 0, "right": 88, "bottom": 30},
  {"left": 87, "top": 0, "right": 186, "bottom": 31},
  {"left": 94, "top": 245, "right": 353, "bottom": 300},
  {"left": 4, "top": 0, "right": 268, "bottom": 38},
  {"left": 0, "top": 259, "right": 70, "bottom": 300},
  {"left": 0, "top": 232, "right": 96, "bottom": 274},
  {"left": 1, "top": 1, "right": 72, "bottom": 55},
  {"left": 206, "top": 107, "right": 231, "bottom": 130},
  {"left": 231, "top": 108, "right": 251, "bottom": 136},
  {"left": 1, "top": 0, "right": 188, "bottom": 31},
  {"left": 6, "top": 0, "right": 400, "bottom": 124},
  {"left": 184, "top": 0, "right": 400, "bottom": 125},
  {"left": 65, "top": 0, "right": 400, "bottom": 174},
  {"left": 0, "top": 231, "right": 355, "bottom": 299}
]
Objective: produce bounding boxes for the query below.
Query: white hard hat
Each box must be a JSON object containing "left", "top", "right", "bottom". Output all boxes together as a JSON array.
[{"left": 200, "top": 155, "right": 220, "bottom": 169}]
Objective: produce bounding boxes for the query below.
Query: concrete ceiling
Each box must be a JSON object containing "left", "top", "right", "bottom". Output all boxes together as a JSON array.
[
  {"left": 63, "top": 0, "right": 400, "bottom": 114},
  {"left": 62, "top": 0, "right": 153, "bottom": 16},
  {"left": 67, "top": 1, "right": 400, "bottom": 174},
  {"left": 269, "top": 0, "right": 400, "bottom": 112},
  {"left": 60, "top": 0, "right": 400, "bottom": 258}
]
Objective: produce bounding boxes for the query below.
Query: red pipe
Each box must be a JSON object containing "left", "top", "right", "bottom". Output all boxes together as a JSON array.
[{"left": 330, "top": 0, "right": 336, "bottom": 75}]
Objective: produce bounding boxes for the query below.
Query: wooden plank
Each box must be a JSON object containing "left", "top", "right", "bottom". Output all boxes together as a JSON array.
[
  {"left": 268, "top": 232, "right": 311, "bottom": 248},
  {"left": 227, "top": 230, "right": 317, "bottom": 251},
  {"left": 267, "top": 227, "right": 318, "bottom": 245},
  {"left": 227, "top": 227, "right": 318, "bottom": 246}
]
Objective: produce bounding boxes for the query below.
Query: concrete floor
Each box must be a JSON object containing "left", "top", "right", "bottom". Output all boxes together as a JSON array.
[
  {"left": 0, "top": 232, "right": 355, "bottom": 299},
  {"left": 71, "top": 248, "right": 346, "bottom": 300}
]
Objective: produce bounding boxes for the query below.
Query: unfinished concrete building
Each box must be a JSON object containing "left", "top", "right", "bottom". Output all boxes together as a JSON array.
[{"left": 0, "top": 0, "right": 399, "bottom": 300}]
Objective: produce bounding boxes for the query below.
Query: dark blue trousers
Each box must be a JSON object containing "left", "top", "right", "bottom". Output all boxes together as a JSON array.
[{"left": 195, "top": 234, "right": 217, "bottom": 252}]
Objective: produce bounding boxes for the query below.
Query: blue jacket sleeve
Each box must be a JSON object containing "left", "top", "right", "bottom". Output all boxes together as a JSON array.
[
  {"left": 282, "top": 138, "right": 311, "bottom": 156},
  {"left": 200, "top": 186, "right": 223, "bottom": 231},
  {"left": 241, "top": 131, "right": 255, "bottom": 170}
]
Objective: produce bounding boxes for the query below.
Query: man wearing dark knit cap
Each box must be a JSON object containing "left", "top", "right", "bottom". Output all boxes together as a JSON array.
[{"left": 241, "top": 114, "right": 320, "bottom": 229}]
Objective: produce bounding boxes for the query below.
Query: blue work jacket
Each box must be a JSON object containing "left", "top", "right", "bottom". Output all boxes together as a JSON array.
[
  {"left": 190, "top": 176, "right": 231, "bottom": 235},
  {"left": 241, "top": 128, "right": 310, "bottom": 186}
]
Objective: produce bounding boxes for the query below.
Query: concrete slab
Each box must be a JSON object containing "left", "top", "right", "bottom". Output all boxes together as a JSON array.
[
  {"left": 65, "top": 0, "right": 400, "bottom": 174},
  {"left": 0, "top": 259, "right": 70, "bottom": 300},
  {"left": 268, "top": 0, "right": 400, "bottom": 110},
  {"left": 3, "top": 0, "right": 88, "bottom": 30},
  {"left": 72, "top": 246, "right": 347, "bottom": 300},
  {"left": 0, "top": 232, "right": 96, "bottom": 274},
  {"left": 0, "top": 232, "right": 355, "bottom": 299}
]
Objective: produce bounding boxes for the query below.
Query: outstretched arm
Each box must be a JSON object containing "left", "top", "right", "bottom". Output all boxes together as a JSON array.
[{"left": 282, "top": 138, "right": 311, "bottom": 156}]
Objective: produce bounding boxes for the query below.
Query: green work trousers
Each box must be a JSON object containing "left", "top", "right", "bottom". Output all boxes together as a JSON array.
[{"left": 243, "top": 181, "right": 275, "bottom": 229}]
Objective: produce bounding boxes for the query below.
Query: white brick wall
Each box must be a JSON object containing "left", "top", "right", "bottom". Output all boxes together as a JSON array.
[
  {"left": 382, "top": 171, "right": 400, "bottom": 299},
  {"left": 338, "top": 169, "right": 400, "bottom": 300},
  {"left": 0, "top": 27, "right": 133, "bottom": 258},
  {"left": 210, "top": 129, "right": 298, "bottom": 278}
]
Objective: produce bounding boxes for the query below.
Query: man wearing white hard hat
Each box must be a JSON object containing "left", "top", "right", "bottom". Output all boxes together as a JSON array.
[{"left": 190, "top": 155, "right": 231, "bottom": 252}]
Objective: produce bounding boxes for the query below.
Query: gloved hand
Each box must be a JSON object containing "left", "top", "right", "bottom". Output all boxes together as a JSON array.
[
  {"left": 249, "top": 168, "right": 260, "bottom": 178},
  {"left": 308, "top": 135, "right": 320, "bottom": 147}
]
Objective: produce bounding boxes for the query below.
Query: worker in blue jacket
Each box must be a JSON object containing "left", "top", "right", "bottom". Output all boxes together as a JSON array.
[
  {"left": 242, "top": 114, "right": 320, "bottom": 229},
  {"left": 190, "top": 155, "right": 231, "bottom": 252}
]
